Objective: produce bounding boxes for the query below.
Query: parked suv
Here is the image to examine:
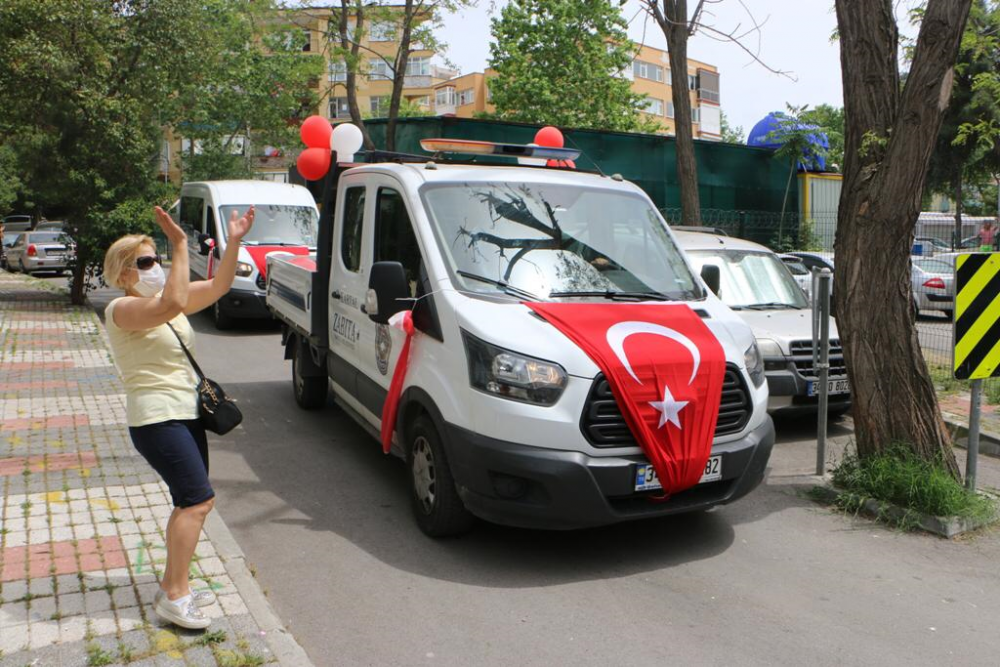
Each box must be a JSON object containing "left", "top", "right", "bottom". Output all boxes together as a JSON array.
[{"left": 676, "top": 232, "right": 850, "bottom": 417}]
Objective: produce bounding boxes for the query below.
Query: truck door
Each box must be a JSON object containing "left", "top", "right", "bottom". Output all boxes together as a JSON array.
[
  {"left": 327, "top": 177, "right": 375, "bottom": 423},
  {"left": 179, "top": 193, "right": 210, "bottom": 280}
]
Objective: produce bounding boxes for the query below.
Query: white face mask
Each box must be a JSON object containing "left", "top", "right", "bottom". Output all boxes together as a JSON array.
[{"left": 133, "top": 263, "right": 166, "bottom": 297}]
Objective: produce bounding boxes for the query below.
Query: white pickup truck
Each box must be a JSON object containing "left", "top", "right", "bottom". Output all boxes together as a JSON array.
[{"left": 266, "top": 142, "right": 775, "bottom": 537}]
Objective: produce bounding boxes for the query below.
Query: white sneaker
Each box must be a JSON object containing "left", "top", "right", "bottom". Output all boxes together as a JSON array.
[
  {"left": 154, "top": 593, "right": 211, "bottom": 630},
  {"left": 156, "top": 588, "right": 216, "bottom": 608}
]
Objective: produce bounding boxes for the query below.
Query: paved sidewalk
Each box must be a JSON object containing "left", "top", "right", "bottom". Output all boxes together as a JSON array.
[{"left": 0, "top": 270, "right": 311, "bottom": 667}]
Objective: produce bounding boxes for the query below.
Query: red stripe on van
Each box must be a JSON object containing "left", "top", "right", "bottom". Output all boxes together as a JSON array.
[{"left": 244, "top": 245, "right": 311, "bottom": 278}]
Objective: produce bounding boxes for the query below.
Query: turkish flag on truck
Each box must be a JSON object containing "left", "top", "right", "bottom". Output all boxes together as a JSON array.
[{"left": 528, "top": 303, "right": 726, "bottom": 496}]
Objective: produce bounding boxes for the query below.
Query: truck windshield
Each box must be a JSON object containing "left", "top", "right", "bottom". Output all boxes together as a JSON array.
[
  {"left": 421, "top": 183, "right": 700, "bottom": 300},
  {"left": 219, "top": 205, "right": 318, "bottom": 247},
  {"left": 687, "top": 250, "right": 809, "bottom": 309}
]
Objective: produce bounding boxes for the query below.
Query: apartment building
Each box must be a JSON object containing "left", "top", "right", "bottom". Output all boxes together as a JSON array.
[{"left": 432, "top": 44, "right": 722, "bottom": 139}]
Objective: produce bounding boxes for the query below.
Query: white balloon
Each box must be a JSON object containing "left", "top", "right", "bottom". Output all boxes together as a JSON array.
[
  {"left": 331, "top": 123, "right": 364, "bottom": 159},
  {"left": 518, "top": 142, "right": 546, "bottom": 166}
]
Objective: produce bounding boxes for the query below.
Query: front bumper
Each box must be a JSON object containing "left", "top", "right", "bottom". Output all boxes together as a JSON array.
[
  {"left": 442, "top": 417, "right": 775, "bottom": 531},
  {"left": 765, "top": 367, "right": 851, "bottom": 415},
  {"left": 217, "top": 288, "right": 271, "bottom": 320}
]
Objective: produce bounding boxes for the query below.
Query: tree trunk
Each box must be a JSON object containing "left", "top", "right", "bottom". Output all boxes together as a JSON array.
[
  {"left": 779, "top": 159, "right": 796, "bottom": 246},
  {"left": 337, "top": 0, "right": 375, "bottom": 151},
  {"left": 70, "top": 245, "right": 87, "bottom": 306},
  {"left": 659, "top": 0, "right": 701, "bottom": 225},
  {"left": 953, "top": 174, "right": 963, "bottom": 250},
  {"left": 385, "top": 0, "right": 415, "bottom": 153},
  {"left": 833, "top": 0, "right": 971, "bottom": 478}
]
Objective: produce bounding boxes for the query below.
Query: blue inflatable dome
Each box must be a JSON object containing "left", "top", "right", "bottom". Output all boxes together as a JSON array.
[{"left": 747, "top": 112, "right": 828, "bottom": 172}]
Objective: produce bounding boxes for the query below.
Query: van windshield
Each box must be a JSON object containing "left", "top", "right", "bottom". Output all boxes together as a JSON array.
[
  {"left": 687, "top": 249, "right": 809, "bottom": 309},
  {"left": 421, "top": 183, "right": 700, "bottom": 301},
  {"left": 219, "top": 205, "right": 318, "bottom": 247}
]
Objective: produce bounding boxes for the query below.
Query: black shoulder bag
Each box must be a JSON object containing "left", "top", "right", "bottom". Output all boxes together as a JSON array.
[{"left": 166, "top": 322, "right": 243, "bottom": 435}]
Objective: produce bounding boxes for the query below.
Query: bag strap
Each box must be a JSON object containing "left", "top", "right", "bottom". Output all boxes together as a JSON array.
[{"left": 165, "top": 322, "right": 206, "bottom": 382}]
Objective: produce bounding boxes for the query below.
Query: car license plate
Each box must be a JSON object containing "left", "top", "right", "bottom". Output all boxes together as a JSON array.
[
  {"left": 807, "top": 379, "right": 850, "bottom": 396},
  {"left": 635, "top": 456, "right": 722, "bottom": 492}
]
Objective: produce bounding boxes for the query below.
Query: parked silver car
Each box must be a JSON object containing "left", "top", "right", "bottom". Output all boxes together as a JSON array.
[
  {"left": 5, "top": 231, "right": 76, "bottom": 275},
  {"left": 1, "top": 232, "right": 22, "bottom": 270},
  {"left": 911, "top": 256, "right": 955, "bottom": 319}
]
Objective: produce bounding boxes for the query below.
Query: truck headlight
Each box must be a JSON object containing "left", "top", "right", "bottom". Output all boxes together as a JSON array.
[
  {"left": 462, "top": 331, "right": 567, "bottom": 406},
  {"left": 744, "top": 341, "right": 766, "bottom": 388},
  {"left": 235, "top": 261, "right": 254, "bottom": 277}
]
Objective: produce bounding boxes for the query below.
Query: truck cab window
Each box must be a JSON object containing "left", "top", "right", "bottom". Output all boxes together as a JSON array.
[
  {"left": 375, "top": 188, "right": 421, "bottom": 295},
  {"left": 179, "top": 196, "right": 204, "bottom": 236},
  {"left": 341, "top": 187, "right": 366, "bottom": 272}
]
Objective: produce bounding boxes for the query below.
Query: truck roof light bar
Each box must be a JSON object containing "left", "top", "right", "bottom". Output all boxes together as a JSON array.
[{"left": 419, "top": 138, "right": 581, "bottom": 162}]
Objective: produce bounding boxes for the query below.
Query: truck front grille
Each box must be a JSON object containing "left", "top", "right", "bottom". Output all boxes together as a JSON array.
[
  {"left": 788, "top": 339, "right": 847, "bottom": 377},
  {"left": 581, "top": 363, "right": 752, "bottom": 448}
]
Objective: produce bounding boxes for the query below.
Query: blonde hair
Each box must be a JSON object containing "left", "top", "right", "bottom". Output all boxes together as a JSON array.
[{"left": 104, "top": 234, "right": 156, "bottom": 290}]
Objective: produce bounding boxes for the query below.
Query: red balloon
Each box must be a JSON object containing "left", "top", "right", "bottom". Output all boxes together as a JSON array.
[
  {"left": 546, "top": 159, "right": 576, "bottom": 169},
  {"left": 300, "top": 115, "right": 332, "bottom": 149},
  {"left": 535, "top": 126, "right": 564, "bottom": 148},
  {"left": 296, "top": 148, "right": 331, "bottom": 181}
]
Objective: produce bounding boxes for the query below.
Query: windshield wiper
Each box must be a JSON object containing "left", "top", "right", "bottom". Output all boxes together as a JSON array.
[
  {"left": 743, "top": 302, "right": 804, "bottom": 310},
  {"left": 549, "top": 290, "right": 674, "bottom": 301},
  {"left": 457, "top": 270, "right": 542, "bottom": 301}
]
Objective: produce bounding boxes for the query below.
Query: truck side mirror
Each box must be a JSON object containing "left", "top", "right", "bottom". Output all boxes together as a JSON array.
[
  {"left": 197, "top": 233, "right": 213, "bottom": 256},
  {"left": 367, "top": 261, "right": 410, "bottom": 324},
  {"left": 701, "top": 264, "right": 721, "bottom": 297}
]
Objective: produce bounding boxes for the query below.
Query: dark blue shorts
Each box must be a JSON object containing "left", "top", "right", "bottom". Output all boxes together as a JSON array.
[{"left": 129, "top": 419, "right": 215, "bottom": 508}]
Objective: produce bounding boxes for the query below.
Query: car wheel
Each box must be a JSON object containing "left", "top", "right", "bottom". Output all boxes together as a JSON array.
[
  {"left": 408, "top": 415, "right": 475, "bottom": 538},
  {"left": 212, "top": 301, "right": 234, "bottom": 330},
  {"left": 292, "top": 339, "right": 327, "bottom": 409}
]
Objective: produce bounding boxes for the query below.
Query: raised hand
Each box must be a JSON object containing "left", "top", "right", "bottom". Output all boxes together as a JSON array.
[
  {"left": 228, "top": 206, "right": 255, "bottom": 241},
  {"left": 154, "top": 206, "right": 186, "bottom": 245}
]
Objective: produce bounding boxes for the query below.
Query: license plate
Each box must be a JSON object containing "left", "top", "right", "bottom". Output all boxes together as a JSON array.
[
  {"left": 635, "top": 456, "right": 722, "bottom": 492},
  {"left": 807, "top": 378, "right": 850, "bottom": 396}
]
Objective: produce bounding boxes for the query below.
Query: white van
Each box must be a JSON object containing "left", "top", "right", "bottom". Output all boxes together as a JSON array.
[
  {"left": 174, "top": 180, "right": 319, "bottom": 328},
  {"left": 267, "top": 154, "right": 775, "bottom": 536},
  {"left": 675, "top": 232, "right": 851, "bottom": 417}
]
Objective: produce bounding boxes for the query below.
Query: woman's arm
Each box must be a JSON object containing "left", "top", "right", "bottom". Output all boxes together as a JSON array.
[
  {"left": 113, "top": 208, "right": 191, "bottom": 331},
  {"left": 185, "top": 206, "right": 255, "bottom": 315}
]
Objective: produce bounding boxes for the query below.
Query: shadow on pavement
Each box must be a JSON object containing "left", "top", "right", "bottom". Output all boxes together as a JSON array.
[{"left": 202, "top": 378, "right": 840, "bottom": 589}]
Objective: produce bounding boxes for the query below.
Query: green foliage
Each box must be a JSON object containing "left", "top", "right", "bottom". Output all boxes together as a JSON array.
[
  {"left": 488, "top": 0, "right": 650, "bottom": 132},
  {"left": 0, "top": 0, "right": 319, "bottom": 302},
  {"left": 0, "top": 144, "right": 24, "bottom": 216},
  {"left": 720, "top": 112, "right": 744, "bottom": 144},
  {"left": 767, "top": 104, "right": 828, "bottom": 244},
  {"left": 363, "top": 96, "right": 434, "bottom": 120},
  {"left": 181, "top": 142, "right": 256, "bottom": 183},
  {"left": 927, "top": 0, "right": 1000, "bottom": 204},
  {"left": 832, "top": 444, "right": 996, "bottom": 522},
  {"left": 799, "top": 104, "right": 844, "bottom": 171},
  {"left": 86, "top": 643, "right": 114, "bottom": 667}
]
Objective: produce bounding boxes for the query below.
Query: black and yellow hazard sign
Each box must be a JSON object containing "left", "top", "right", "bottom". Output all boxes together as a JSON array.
[{"left": 954, "top": 252, "right": 1000, "bottom": 380}]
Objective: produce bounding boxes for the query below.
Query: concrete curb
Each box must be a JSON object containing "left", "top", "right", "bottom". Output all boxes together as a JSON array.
[
  {"left": 795, "top": 478, "right": 999, "bottom": 539},
  {"left": 942, "top": 413, "right": 1000, "bottom": 458},
  {"left": 203, "top": 512, "right": 315, "bottom": 667}
]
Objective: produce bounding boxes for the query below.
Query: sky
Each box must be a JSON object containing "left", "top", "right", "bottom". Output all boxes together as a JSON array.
[{"left": 436, "top": 1, "right": 919, "bottom": 138}]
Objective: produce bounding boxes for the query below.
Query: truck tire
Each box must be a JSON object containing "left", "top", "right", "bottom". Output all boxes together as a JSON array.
[
  {"left": 408, "top": 415, "right": 475, "bottom": 538},
  {"left": 292, "top": 339, "right": 327, "bottom": 409},
  {"left": 213, "top": 301, "right": 234, "bottom": 330}
]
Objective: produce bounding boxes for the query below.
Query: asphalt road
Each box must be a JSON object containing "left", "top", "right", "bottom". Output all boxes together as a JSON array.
[{"left": 54, "top": 275, "right": 1000, "bottom": 666}]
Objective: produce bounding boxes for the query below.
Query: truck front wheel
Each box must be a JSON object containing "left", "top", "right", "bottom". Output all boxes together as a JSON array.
[
  {"left": 408, "top": 415, "right": 475, "bottom": 538},
  {"left": 292, "top": 339, "right": 327, "bottom": 409}
]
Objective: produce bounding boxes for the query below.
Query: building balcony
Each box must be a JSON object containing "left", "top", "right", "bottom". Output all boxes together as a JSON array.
[
  {"left": 698, "top": 88, "right": 720, "bottom": 104},
  {"left": 404, "top": 75, "right": 432, "bottom": 89},
  {"left": 435, "top": 103, "right": 456, "bottom": 116}
]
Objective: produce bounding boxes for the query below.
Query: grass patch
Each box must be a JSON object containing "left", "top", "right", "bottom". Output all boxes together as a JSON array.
[
  {"left": 831, "top": 445, "right": 996, "bottom": 523},
  {"left": 193, "top": 629, "right": 227, "bottom": 647},
  {"left": 927, "top": 363, "right": 969, "bottom": 397},
  {"left": 213, "top": 648, "right": 265, "bottom": 667},
  {"left": 986, "top": 379, "right": 1000, "bottom": 406},
  {"left": 86, "top": 643, "right": 115, "bottom": 666}
]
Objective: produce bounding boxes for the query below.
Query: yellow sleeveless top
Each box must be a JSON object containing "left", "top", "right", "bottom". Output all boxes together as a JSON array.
[{"left": 105, "top": 298, "right": 200, "bottom": 428}]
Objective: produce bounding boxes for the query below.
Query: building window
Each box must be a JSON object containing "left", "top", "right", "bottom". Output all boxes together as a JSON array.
[
  {"left": 330, "top": 97, "right": 350, "bottom": 119},
  {"left": 435, "top": 87, "right": 455, "bottom": 107},
  {"left": 633, "top": 60, "right": 664, "bottom": 83},
  {"left": 370, "top": 96, "right": 389, "bottom": 116},
  {"left": 329, "top": 60, "right": 347, "bottom": 83},
  {"left": 642, "top": 98, "right": 664, "bottom": 116},
  {"left": 369, "top": 59, "right": 392, "bottom": 81},
  {"left": 486, "top": 85, "right": 493, "bottom": 102},
  {"left": 301, "top": 28, "right": 312, "bottom": 52},
  {"left": 406, "top": 56, "right": 430, "bottom": 77},
  {"left": 409, "top": 95, "right": 431, "bottom": 108},
  {"left": 688, "top": 73, "right": 698, "bottom": 90},
  {"left": 666, "top": 101, "right": 675, "bottom": 118},
  {"left": 457, "top": 88, "right": 475, "bottom": 106},
  {"left": 369, "top": 21, "right": 394, "bottom": 42},
  {"left": 692, "top": 106, "right": 700, "bottom": 122}
]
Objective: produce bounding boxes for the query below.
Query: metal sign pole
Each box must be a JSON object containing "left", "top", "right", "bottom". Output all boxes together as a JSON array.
[
  {"left": 816, "top": 270, "right": 832, "bottom": 476},
  {"left": 966, "top": 379, "right": 982, "bottom": 491}
]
